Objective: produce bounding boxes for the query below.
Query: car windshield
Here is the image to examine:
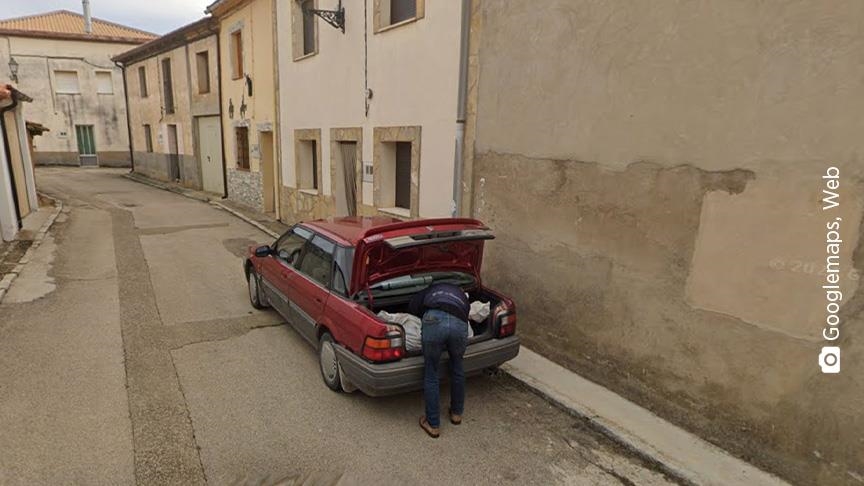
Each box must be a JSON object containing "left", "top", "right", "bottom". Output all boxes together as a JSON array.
[{"left": 368, "top": 271, "right": 475, "bottom": 293}]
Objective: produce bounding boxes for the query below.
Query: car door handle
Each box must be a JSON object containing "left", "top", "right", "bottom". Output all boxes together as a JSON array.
[
  {"left": 314, "top": 297, "right": 323, "bottom": 303},
  {"left": 282, "top": 272, "right": 290, "bottom": 279}
]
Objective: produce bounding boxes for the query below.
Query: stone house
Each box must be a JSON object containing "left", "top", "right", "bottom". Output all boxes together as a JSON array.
[
  {"left": 206, "top": 0, "right": 277, "bottom": 213},
  {"left": 0, "top": 10, "right": 155, "bottom": 166},
  {"left": 459, "top": 1, "right": 864, "bottom": 484},
  {"left": 275, "top": 0, "right": 468, "bottom": 223},
  {"left": 113, "top": 18, "right": 225, "bottom": 194}
]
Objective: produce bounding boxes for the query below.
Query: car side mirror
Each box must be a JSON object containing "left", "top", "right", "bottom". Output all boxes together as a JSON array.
[{"left": 254, "top": 245, "right": 272, "bottom": 258}]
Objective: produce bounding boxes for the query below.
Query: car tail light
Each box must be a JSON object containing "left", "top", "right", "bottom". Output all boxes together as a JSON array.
[
  {"left": 362, "top": 325, "right": 405, "bottom": 362},
  {"left": 495, "top": 304, "right": 517, "bottom": 338}
]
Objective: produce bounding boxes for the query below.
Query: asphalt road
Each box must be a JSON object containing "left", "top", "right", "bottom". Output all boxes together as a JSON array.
[{"left": 0, "top": 168, "right": 676, "bottom": 486}]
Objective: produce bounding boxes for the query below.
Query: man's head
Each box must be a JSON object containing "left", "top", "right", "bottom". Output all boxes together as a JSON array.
[{"left": 0, "top": 84, "right": 11, "bottom": 101}]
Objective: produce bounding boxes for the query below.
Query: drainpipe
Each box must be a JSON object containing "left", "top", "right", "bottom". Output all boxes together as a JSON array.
[
  {"left": 0, "top": 94, "right": 23, "bottom": 227},
  {"left": 216, "top": 30, "right": 228, "bottom": 198},
  {"left": 452, "top": 0, "right": 470, "bottom": 217},
  {"left": 82, "top": 0, "right": 92, "bottom": 34},
  {"left": 115, "top": 60, "right": 135, "bottom": 172}
]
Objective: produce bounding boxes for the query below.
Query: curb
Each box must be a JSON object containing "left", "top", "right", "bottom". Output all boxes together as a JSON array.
[
  {"left": 123, "top": 172, "right": 281, "bottom": 239},
  {"left": 122, "top": 172, "right": 211, "bottom": 203},
  {"left": 0, "top": 193, "right": 64, "bottom": 304},
  {"left": 501, "top": 349, "right": 791, "bottom": 486},
  {"left": 209, "top": 201, "right": 280, "bottom": 239}
]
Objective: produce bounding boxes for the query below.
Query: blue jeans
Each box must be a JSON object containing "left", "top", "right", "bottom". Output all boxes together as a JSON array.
[{"left": 421, "top": 309, "right": 469, "bottom": 428}]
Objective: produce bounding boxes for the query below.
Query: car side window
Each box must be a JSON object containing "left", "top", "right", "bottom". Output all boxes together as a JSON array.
[
  {"left": 274, "top": 227, "right": 310, "bottom": 266},
  {"left": 297, "top": 235, "right": 335, "bottom": 287},
  {"left": 331, "top": 246, "right": 349, "bottom": 296}
]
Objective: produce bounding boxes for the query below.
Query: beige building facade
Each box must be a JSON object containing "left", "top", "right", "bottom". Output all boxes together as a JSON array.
[
  {"left": 114, "top": 18, "right": 224, "bottom": 194},
  {"left": 275, "top": 0, "right": 465, "bottom": 223},
  {"left": 0, "top": 10, "right": 155, "bottom": 166},
  {"left": 461, "top": 1, "right": 864, "bottom": 484},
  {"left": 207, "top": 0, "right": 277, "bottom": 212}
]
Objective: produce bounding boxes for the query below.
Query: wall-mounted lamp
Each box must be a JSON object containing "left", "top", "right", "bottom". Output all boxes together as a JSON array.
[
  {"left": 228, "top": 98, "right": 235, "bottom": 119},
  {"left": 245, "top": 74, "right": 253, "bottom": 97},
  {"left": 8, "top": 57, "right": 19, "bottom": 83}
]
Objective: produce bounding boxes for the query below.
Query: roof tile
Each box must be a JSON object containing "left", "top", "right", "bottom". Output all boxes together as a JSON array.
[{"left": 0, "top": 10, "right": 156, "bottom": 42}]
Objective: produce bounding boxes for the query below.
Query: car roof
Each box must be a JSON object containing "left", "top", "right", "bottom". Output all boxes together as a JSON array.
[{"left": 302, "top": 216, "right": 488, "bottom": 246}]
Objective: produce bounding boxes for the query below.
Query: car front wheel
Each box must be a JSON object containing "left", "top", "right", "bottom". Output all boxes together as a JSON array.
[
  {"left": 247, "top": 269, "right": 268, "bottom": 309},
  {"left": 318, "top": 333, "right": 342, "bottom": 392}
]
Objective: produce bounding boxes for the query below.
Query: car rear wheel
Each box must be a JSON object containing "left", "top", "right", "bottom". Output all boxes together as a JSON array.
[
  {"left": 318, "top": 333, "right": 342, "bottom": 392},
  {"left": 248, "top": 269, "right": 268, "bottom": 309}
]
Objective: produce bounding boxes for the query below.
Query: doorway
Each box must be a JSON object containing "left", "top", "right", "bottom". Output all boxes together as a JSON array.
[
  {"left": 334, "top": 141, "right": 357, "bottom": 217},
  {"left": 167, "top": 124, "right": 179, "bottom": 181},
  {"left": 75, "top": 124, "right": 97, "bottom": 166},
  {"left": 259, "top": 131, "right": 276, "bottom": 215},
  {"left": 197, "top": 116, "right": 224, "bottom": 195}
]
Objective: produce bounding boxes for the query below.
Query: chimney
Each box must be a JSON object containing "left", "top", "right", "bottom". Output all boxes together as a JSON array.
[{"left": 82, "top": 0, "right": 92, "bottom": 34}]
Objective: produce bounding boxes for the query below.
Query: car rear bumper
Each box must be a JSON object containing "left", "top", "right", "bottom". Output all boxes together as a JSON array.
[{"left": 334, "top": 336, "right": 520, "bottom": 397}]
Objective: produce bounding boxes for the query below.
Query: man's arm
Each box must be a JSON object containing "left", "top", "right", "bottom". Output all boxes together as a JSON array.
[{"left": 408, "top": 286, "right": 430, "bottom": 317}]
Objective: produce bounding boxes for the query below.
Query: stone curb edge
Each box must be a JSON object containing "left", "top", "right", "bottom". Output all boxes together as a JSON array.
[
  {"left": 122, "top": 172, "right": 281, "bottom": 239},
  {"left": 0, "top": 193, "right": 64, "bottom": 304}
]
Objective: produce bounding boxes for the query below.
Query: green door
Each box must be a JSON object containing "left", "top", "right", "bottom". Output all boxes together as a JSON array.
[{"left": 75, "top": 125, "right": 97, "bottom": 166}]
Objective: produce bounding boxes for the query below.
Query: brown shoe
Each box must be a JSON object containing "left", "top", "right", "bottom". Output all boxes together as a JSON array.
[
  {"left": 419, "top": 416, "right": 439, "bottom": 438},
  {"left": 449, "top": 408, "right": 462, "bottom": 425}
]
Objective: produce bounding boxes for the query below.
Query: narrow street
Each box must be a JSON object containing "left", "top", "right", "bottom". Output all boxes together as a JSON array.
[{"left": 0, "top": 168, "right": 675, "bottom": 485}]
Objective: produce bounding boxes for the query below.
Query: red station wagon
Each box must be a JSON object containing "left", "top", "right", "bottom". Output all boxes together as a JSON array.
[{"left": 244, "top": 217, "right": 520, "bottom": 396}]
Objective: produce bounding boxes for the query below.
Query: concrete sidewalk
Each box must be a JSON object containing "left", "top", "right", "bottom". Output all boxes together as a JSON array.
[
  {"left": 0, "top": 195, "right": 63, "bottom": 303},
  {"left": 124, "top": 170, "right": 791, "bottom": 486}
]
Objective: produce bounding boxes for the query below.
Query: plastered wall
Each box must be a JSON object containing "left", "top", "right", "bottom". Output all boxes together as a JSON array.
[{"left": 467, "top": 1, "right": 864, "bottom": 484}]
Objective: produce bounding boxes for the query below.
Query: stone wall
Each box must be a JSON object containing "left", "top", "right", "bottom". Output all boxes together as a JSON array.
[
  {"left": 279, "top": 186, "right": 336, "bottom": 225},
  {"left": 227, "top": 168, "right": 263, "bottom": 212},
  {"left": 34, "top": 151, "right": 130, "bottom": 168}
]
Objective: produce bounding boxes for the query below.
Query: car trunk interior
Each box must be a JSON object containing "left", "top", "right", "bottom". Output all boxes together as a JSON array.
[{"left": 365, "top": 287, "right": 501, "bottom": 356}]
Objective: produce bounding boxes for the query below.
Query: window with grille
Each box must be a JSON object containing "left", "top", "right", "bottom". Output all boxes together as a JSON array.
[{"left": 236, "top": 127, "right": 250, "bottom": 170}]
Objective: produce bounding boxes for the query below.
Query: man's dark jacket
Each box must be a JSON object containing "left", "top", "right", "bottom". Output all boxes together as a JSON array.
[{"left": 408, "top": 283, "right": 470, "bottom": 323}]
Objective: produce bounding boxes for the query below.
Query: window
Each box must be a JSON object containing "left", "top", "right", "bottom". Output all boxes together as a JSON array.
[
  {"left": 394, "top": 142, "right": 411, "bottom": 210},
  {"left": 292, "top": 0, "right": 317, "bottom": 60},
  {"left": 230, "top": 30, "right": 243, "bottom": 79},
  {"left": 302, "top": 0, "right": 315, "bottom": 55},
  {"left": 390, "top": 0, "right": 417, "bottom": 24},
  {"left": 373, "top": 126, "right": 420, "bottom": 216},
  {"left": 298, "top": 139, "right": 318, "bottom": 190},
  {"left": 96, "top": 71, "right": 113, "bottom": 94},
  {"left": 374, "top": 0, "right": 424, "bottom": 32},
  {"left": 143, "top": 124, "right": 153, "bottom": 153},
  {"left": 297, "top": 235, "right": 335, "bottom": 287},
  {"left": 161, "top": 58, "right": 175, "bottom": 114},
  {"left": 54, "top": 70, "right": 80, "bottom": 94},
  {"left": 274, "top": 227, "right": 311, "bottom": 265},
  {"left": 235, "top": 126, "right": 250, "bottom": 169},
  {"left": 196, "top": 51, "right": 210, "bottom": 94},
  {"left": 138, "top": 66, "right": 148, "bottom": 97}
]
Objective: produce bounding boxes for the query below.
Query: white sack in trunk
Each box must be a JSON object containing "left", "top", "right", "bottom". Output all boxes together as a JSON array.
[
  {"left": 469, "top": 301, "right": 490, "bottom": 323},
  {"left": 378, "top": 310, "right": 475, "bottom": 352}
]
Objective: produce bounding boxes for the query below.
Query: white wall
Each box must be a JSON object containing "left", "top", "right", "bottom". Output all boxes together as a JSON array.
[{"left": 276, "top": 0, "right": 463, "bottom": 217}]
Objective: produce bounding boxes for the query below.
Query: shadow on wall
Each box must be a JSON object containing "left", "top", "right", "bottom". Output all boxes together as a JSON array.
[{"left": 473, "top": 153, "right": 864, "bottom": 485}]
